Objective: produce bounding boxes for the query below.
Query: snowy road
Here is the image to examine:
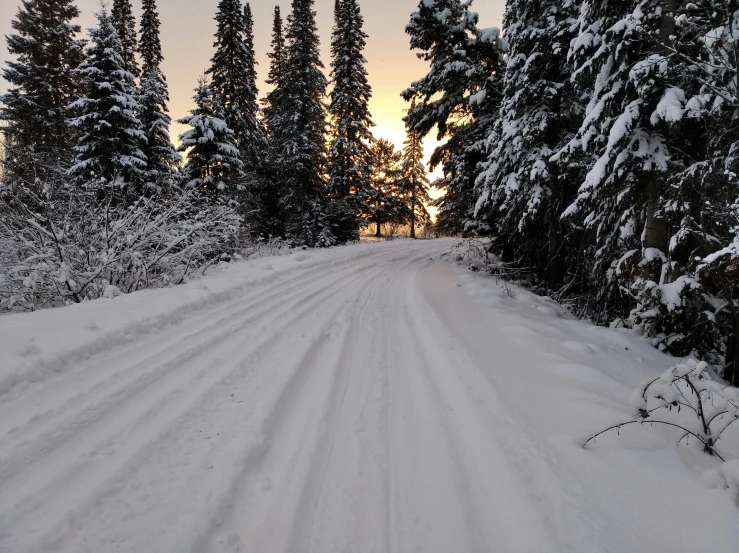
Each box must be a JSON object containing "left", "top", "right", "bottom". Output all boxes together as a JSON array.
[{"left": 1, "top": 240, "right": 737, "bottom": 553}]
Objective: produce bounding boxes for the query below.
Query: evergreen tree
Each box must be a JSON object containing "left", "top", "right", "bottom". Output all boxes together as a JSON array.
[
  {"left": 111, "top": 0, "right": 139, "bottom": 78},
  {"left": 402, "top": 0, "right": 505, "bottom": 235},
  {"left": 280, "top": 0, "right": 331, "bottom": 246},
  {"left": 207, "top": 0, "right": 261, "bottom": 170},
  {"left": 695, "top": 4, "right": 739, "bottom": 385},
  {"left": 475, "top": 0, "right": 581, "bottom": 284},
  {"left": 177, "top": 79, "right": 243, "bottom": 201},
  {"left": 327, "top": 0, "right": 375, "bottom": 243},
  {"left": 0, "top": 0, "right": 85, "bottom": 194},
  {"left": 263, "top": 6, "right": 287, "bottom": 133},
  {"left": 243, "top": 3, "right": 259, "bottom": 120},
  {"left": 555, "top": 0, "right": 725, "bottom": 357},
  {"left": 399, "top": 123, "right": 431, "bottom": 239},
  {"left": 262, "top": 5, "right": 288, "bottom": 158},
  {"left": 259, "top": 6, "right": 289, "bottom": 239},
  {"left": 68, "top": 8, "right": 147, "bottom": 199},
  {"left": 138, "top": 0, "right": 181, "bottom": 190},
  {"left": 368, "top": 138, "right": 406, "bottom": 237}
]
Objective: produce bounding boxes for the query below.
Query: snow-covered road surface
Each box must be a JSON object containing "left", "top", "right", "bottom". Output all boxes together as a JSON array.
[{"left": 0, "top": 240, "right": 737, "bottom": 553}]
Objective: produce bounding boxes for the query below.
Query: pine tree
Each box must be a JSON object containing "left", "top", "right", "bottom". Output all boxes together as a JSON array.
[
  {"left": 138, "top": 0, "right": 181, "bottom": 191},
  {"left": 111, "top": 0, "right": 139, "bottom": 78},
  {"left": 68, "top": 8, "right": 147, "bottom": 199},
  {"left": 0, "top": 0, "right": 85, "bottom": 194},
  {"left": 661, "top": 2, "right": 739, "bottom": 381},
  {"left": 555, "top": 0, "right": 725, "bottom": 357},
  {"left": 176, "top": 79, "right": 243, "bottom": 201},
  {"left": 280, "top": 0, "right": 331, "bottom": 246},
  {"left": 263, "top": 5, "right": 288, "bottom": 156},
  {"left": 263, "top": 6, "right": 287, "bottom": 133},
  {"left": 402, "top": 0, "right": 505, "bottom": 235},
  {"left": 243, "top": 3, "right": 259, "bottom": 120},
  {"left": 399, "top": 122, "right": 431, "bottom": 239},
  {"left": 207, "top": 0, "right": 260, "bottom": 170},
  {"left": 368, "top": 138, "right": 406, "bottom": 237},
  {"left": 259, "top": 6, "right": 289, "bottom": 239},
  {"left": 475, "top": 0, "right": 581, "bottom": 284},
  {"left": 327, "top": 0, "right": 375, "bottom": 243}
]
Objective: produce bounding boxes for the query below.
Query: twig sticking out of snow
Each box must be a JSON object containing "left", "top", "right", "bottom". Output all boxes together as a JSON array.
[{"left": 584, "top": 360, "right": 739, "bottom": 461}]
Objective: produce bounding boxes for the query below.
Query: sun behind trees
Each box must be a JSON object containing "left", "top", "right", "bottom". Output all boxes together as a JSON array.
[{"left": 0, "top": 0, "right": 435, "bottom": 311}]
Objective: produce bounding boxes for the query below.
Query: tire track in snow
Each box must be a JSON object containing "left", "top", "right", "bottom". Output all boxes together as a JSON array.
[
  {"left": 1, "top": 248, "right": 417, "bottom": 553},
  {"left": 195, "top": 247, "right": 434, "bottom": 553},
  {"left": 0, "top": 249, "right": 373, "bottom": 489},
  {"left": 2, "top": 245, "right": 448, "bottom": 551},
  {"left": 0, "top": 244, "right": 401, "bottom": 445},
  {"left": 0, "top": 246, "right": 388, "bottom": 401}
]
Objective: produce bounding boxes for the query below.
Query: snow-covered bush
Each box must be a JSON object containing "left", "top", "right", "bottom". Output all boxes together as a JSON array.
[
  {"left": 626, "top": 270, "right": 722, "bottom": 360},
  {"left": 0, "top": 182, "right": 242, "bottom": 311},
  {"left": 585, "top": 360, "right": 739, "bottom": 461}
]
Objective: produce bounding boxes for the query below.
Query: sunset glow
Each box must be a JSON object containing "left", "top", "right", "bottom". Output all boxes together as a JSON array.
[{"left": 0, "top": 0, "right": 505, "bottom": 198}]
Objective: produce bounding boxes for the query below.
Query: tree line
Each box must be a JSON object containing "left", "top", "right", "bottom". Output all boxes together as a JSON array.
[
  {"left": 0, "top": 0, "right": 431, "bottom": 310},
  {"left": 404, "top": 0, "right": 739, "bottom": 383}
]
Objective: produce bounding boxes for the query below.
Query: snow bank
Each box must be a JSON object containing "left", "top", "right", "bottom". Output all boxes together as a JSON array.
[
  {"left": 426, "top": 256, "right": 739, "bottom": 551},
  {"left": 0, "top": 242, "right": 376, "bottom": 398}
]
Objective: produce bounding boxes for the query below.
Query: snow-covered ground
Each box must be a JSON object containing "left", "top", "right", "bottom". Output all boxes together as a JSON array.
[{"left": 0, "top": 239, "right": 737, "bottom": 553}]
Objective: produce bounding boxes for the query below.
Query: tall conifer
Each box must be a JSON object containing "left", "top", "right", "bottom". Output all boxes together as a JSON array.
[
  {"left": 403, "top": 0, "right": 505, "bottom": 234},
  {"left": 259, "top": 6, "right": 289, "bottom": 239},
  {"left": 139, "top": 0, "right": 181, "bottom": 190},
  {"left": 400, "top": 122, "right": 431, "bottom": 239},
  {"left": 327, "top": 0, "right": 375, "bottom": 243},
  {"left": 0, "top": 0, "right": 85, "bottom": 192},
  {"left": 475, "top": 0, "right": 580, "bottom": 284},
  {"left": 68, "top": 8, "right": 146, "bottom": 198},
  {"left": 281, "top": 0, "right": 331, "bottom": 246},
  {"left": 111, "top": 0, "right": 139, "bottom": 78},
  {"left": 208, "top": 0, "right": 260, "bottom": 171}
]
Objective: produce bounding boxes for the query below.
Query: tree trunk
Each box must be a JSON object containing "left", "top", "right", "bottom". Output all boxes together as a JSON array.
[
  {"left": 724, "top": 310, "right": 739, "bottom": 386},
  {"left": 548, "top": 209, "right": 564, "bottom": 288},
  {"left": 375, "top": 220, "right": 381, "bottom": 237},
  {"left": 644, "top": 0, "right": 676, "bottom": 251},
  {"left": 640, "top": 0, "right": 675, "bottom": 283},
  {"left": 410, "top": 180, "right": 417, "bottom": 239}
]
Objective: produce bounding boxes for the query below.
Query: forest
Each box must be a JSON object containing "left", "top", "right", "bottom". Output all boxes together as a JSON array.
[
  {"left": 0, "top": 0, "right": 430, "bottom": 312},
  {"left": 2, "top": 0, "right": 739, "bottom": 386}
]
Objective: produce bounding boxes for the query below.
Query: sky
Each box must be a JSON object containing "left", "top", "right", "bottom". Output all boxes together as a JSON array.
[{"left": 0, "top": 0, "right": 505, "bottom": 191}]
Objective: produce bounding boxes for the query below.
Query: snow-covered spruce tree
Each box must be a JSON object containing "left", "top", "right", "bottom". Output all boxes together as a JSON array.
[
  {"left": 68, "top": 8, "right": 147, "bottom": 201},
  {"left": 700, "top": 212, "right": 739, "bottom": 386},
  {"left": 682, "top": 3, "right": 739, "bottom": 384},
  {"left": 368, "top": 138, "right": 408, "bottom": 237},
  {"left": 399, "top": 121, "right": 431, "bottom": 239},
  {"left": 557, "top": 0, "right": 728, "bottom": 358},
  {"left": 280, "top": 0, "right": 332, "bottom": 246},
  {"left": 259, "top": 5, "right": 289, "bottom": 239},
  {"left": 475, "top": 0, "right": 581, "bottom": 286},
  {"left": 207, "top": 0, "right": 261, "bottom": 171},
  {"left": 176, "top": 79, "right": 243, "bottom": 202},
  {"left": 402, "top": 0, "right": 506, "bottom": 235},
  {"left": 0, "top": 0, "right": 85, "bottom": 199},
  {"left": 138, "top": 0, "right": 181, "bottom": 192},
  {"left": 111, "top": 0, "right": 140, "bottom": 78},
  {"left": 327, "top": 0, "right": 375, "bottom": 243}
]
